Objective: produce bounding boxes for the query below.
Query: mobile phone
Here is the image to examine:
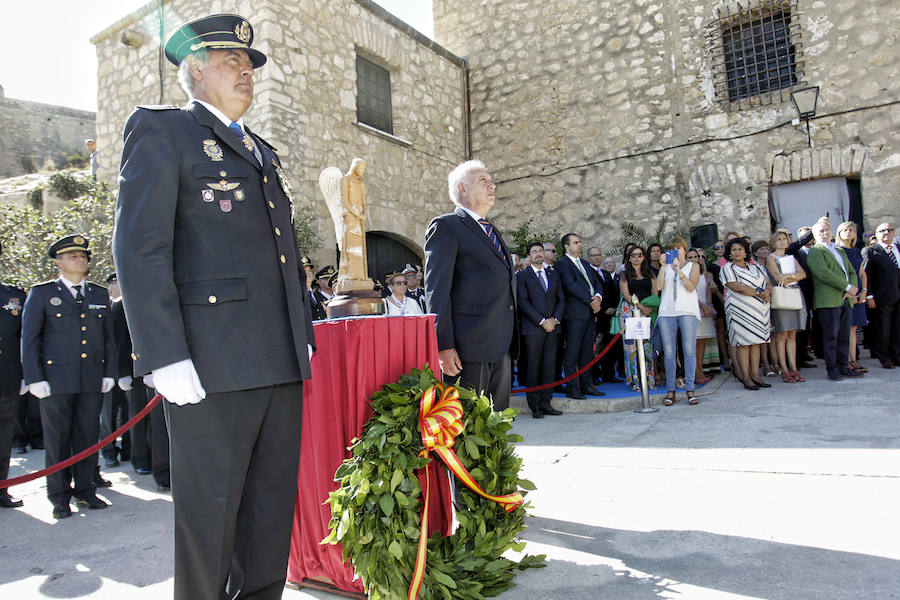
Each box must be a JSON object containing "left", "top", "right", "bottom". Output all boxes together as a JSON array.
[{"left": 665, "top": 250, "right": 678, "bottom": 264}]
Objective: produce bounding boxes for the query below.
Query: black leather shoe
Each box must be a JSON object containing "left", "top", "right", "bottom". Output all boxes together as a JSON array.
[
  {"left": 12, "top": 444, "right": 26, "bottom": 454},
  {"left": 0, "top": 492, "right": 23, "bottom": 508},
  {"left": 52, "top": 503, "right": 72, "bottom": 519},
  {"left": 30, "top": 440, "right": 44, "bottom": 450},
  {"left": 584, "top": 386, "right": 606, "bottom": 397},
  {"left": 75, "top": 495, "right": 109, "bottom": 510},
  {"left": 827, "top": 373, "right": 844, "bottom": 381},
  {"left": 605, "top": 377, "right": 624, "bottom": 384},
  {"left": 92, "top": 477, "right": 113, "bottom": 488},
  {"left": 104, "top": 457, "right": 120, "bottom": 468},
  {"left": 157, "top": 483, "right": 171, "bottom": 492},
  {"left": 566, "top": 388, "right": 586, "bottom": 399},
  {"left": 751, "top": 380, "right": 772, "bottom": 388},
  {"left": 135, "top": 467, "right": 151, "bottom": 475},
  {"left": 838, "top": 369, "right": 863, "bottom": 378},
  {"left": 540, "top": 406, "right": 563, "bottom": 416},
  {"left": 880, "top": 360, "right": 895, "bottom": 369},
  {"left": 531, "top": 410, "right": 544, "bottom": 419}
]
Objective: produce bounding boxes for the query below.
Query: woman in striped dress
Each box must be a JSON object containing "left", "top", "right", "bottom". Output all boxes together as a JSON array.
[{"left": 720, "top": 238, "right": 772, "bottom": 390}]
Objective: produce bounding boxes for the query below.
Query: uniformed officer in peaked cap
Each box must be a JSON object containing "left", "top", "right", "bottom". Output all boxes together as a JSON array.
[
  {"left": 21, "top": 234, "right": 116, "bottom": 519},
  {"left": 114, "top": 13, "right": 316, "bottom": 600},
  {"left": 0, "top": 240, "right": 27, "bottom": 508}
]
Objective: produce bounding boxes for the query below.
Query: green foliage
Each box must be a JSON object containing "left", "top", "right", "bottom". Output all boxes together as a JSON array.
[
  {"left": 325, "top": 367, "right": 545, "bottom": 600},
  {"left": 27, "top": 187, "right": 44, "bottom": 211},
  {"left": 48, "top": 170, "right": 94, "bottom": 200},
  {"left": 0, "top": 176, "right": 116, "bottom": 289},
  {"left": 292, "top": 208, "right": 323, "bottom": 258},
  {"left": 613, "top": 218, "right": 691, "bottom": 258},
  {"left": 507, "top": 218, "right": 562, "bottom": 258},
  {"left": 61, "top": 151, "right": 91, "bottom": 170}
]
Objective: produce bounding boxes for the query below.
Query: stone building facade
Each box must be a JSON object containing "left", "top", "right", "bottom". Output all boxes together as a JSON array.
[
  {"left": 434, "top": 0, "right": 899, "bottom": 249},
  {"left": 0, "top": 87, "right": 96, "bottom": 178},
  {"left": 91, "top": 0, "right": 467, "bottom": 271}
]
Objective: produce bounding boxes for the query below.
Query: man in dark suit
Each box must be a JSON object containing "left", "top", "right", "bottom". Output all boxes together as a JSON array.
[
  {"left": 1, "top": 242, "right": 27, "bottom": 508},
  {"left": 21, "top": 235, "right": 116, "bottom": 518},
  {"left": 404, "top": 265, "right": 427, "bottom": 312},
  {"left": 555, "top": 234, "right": 605, "bottom": 399},
  {"left": 597, "top": 256, "right": 623, "bottom": 382},
  {"left": 425, "top": 160, "right": 517, "bottom": 410},
  {"left": 99, "top": 273, "right": 130, "bottom": 468},
  {"left": 114, "top": 15, "right": 316, "bottom": 600},
  {"left": 788, "top": 227, "right": 817, "bottom": 367},
  {"left": 863, "top": 222, "right": 900, "bottom": 368},
  {"left": 516, "top": 243, "right": 565, "bottom": 418}
]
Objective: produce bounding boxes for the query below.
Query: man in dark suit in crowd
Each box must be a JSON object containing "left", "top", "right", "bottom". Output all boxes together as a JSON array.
[
  {"left": 425, "top": 159, "right": 517, "bottom": 410},
  {"left": 109, "top": 289, "right": 169, "bottom": 490},
  {"left": 404, "top": 265, "right": 427, "bottom": 312},
  {"left": 114, "top": 15, "right": 316, "bottom": 600},
  {"left": 555, "top": 234, "right": 605, "bottom": 399},
  {"left": 597, "top": 256, "right": 623, "bottom": 382},
  {"left": 0, "top": 241, "right": 27, "bottom": 508},
  {"left": 516, "top": 242, "right": 565, "bottom": 418},
  {"left": 863, "top": 222, "right": 900, "bottom": 368},
  {"left": 302, "top": 258, "right": 327, "bottom": 321},
  {"left": 21, "top": 235, "right": 116, "bottom": 519},
  {"left": 313, "top": 265, "right": 336, "bottom": 312},
  {"left": 99, "top": 273, "right": 130, "bottom": 468}
]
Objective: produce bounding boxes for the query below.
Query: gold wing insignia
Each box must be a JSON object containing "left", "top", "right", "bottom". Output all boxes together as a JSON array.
[{"left": 206, "top": 180, "right": 241, "bottom": 192}]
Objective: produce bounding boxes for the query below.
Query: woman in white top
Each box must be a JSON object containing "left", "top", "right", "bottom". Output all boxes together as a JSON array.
[
  {"left": 765, "top": 229, "right": 808, "bottom": 383},
  {"left": 382, "top": 272, "right": 424, "bottom": 316},
  {"left": 688, "top": 248, "right": 717, "bottom": 385},
  {"left": 655, "top": 238, "right": 702, "bottom": 405}
]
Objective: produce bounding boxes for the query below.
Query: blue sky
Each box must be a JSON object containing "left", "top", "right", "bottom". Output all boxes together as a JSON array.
[{"left": 1, "top": 1, "right": 433, "bottom": 112}]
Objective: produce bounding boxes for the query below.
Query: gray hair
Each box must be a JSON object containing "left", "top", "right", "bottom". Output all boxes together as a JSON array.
[
  {"left": 177, "top": 50, "right": 210, "bottom": 97},
  {"left": 447, "top": 159, "right": 487, "bottom": 205}
]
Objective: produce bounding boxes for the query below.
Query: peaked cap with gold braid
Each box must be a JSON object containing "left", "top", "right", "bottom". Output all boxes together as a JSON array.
[{"left": 164, "top": 14, "right": 266, "bottom": 68}]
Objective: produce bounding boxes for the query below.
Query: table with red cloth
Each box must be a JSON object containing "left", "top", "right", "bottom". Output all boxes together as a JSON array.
[{"left": 288, "top": 314, "right": 441, "bottom": 594}]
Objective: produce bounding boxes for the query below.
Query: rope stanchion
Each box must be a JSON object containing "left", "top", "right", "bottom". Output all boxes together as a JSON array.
[
  {"left": 0, "top": 393, "right": 164, "bottom": 489},
  {"left": 511, "top": 332, "right": 622, "bottom": 394}
]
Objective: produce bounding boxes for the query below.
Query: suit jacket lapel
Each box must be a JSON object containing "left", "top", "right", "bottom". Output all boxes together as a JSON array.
[
  {"left": 55, "top": 279, "right": 78, "bottom": 309},
  {"left": 185, "top": 101, "right": 262, "bottom": 171},
  {"left": 454, "top": 207, "right": 509, "bottom": 269}
]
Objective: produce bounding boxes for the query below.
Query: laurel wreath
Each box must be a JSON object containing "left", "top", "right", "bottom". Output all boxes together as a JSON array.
[{"left": 324, "top": 367, "right": 545, "bottom": 600}]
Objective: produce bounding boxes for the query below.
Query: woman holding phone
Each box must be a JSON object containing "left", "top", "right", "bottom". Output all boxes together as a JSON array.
[{"left": 655, "top": 238, "right": 702, "bottom": 405}]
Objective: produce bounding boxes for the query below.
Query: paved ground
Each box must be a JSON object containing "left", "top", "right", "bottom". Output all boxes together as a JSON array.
[{"left": 2, "top": 357, "right": 899, "bottom": 599}]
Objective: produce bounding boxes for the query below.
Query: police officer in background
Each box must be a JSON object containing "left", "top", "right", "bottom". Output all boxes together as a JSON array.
[
  {"left": 20, "top": 235, "right": 115, "bottom": 519},
  {"left": 303, "top": 257, "right": 327, "bottom": 321},
  {"left": 114, "top": 14, "right": 315, "bottom": 600},
  {"left": 1, "top": 240, "right": 27, "bottom": 508},
  {"left": 99, "top": 273, "right": 130, "bottom": 468}
]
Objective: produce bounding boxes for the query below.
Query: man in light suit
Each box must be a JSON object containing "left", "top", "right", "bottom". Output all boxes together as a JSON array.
[
  {"left": 863, "top": 223, "right": 900, "bottom": 368},
  {"left": 114, "top": 15, "right": 315, "bottom": 600},
  {"left": 516, "top": 242, "right": 565, "bottom": 418},
  {"left": 425, "top": 160, "right": 517, "bottom": 410},
  {"left": 806, "top": 219, "right": 860, "bottom": 381},
  {"left": 555, "top": 234, "right": 605, "bottom": 399}
]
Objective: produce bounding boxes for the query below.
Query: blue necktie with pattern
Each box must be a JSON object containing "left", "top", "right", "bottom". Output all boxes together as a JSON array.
[{"left": 477, "top": 218, "right": 505, "bottom": 259}]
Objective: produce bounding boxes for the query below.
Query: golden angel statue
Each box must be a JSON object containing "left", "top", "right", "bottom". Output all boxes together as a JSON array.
[{"left": 318, "top": 158, "right": 373, "bottom": 293}]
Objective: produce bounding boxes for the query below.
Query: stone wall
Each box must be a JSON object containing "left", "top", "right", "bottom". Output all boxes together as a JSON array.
[
  {"left": 434, "top": 0, "right": 899, "bottom": 252},
  {"left": 91, "top": 0, "right": 467, "bottom": 267},
  {"left": 0, "top": 92, "right": 96, "bottom": 178}
]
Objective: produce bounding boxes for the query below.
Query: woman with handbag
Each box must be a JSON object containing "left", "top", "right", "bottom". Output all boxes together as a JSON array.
[
  {"left": 619, "top": 245, "right": 659, "bottom": 391},
  {"left": 721, "top": 238, "right": 773, "bottom": 390},
  {"left": 765, "top": 229, "right": 808, "bottom": 383}
]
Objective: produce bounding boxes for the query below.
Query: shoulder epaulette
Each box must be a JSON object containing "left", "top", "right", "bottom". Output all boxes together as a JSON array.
[
  {"left": 88, "top": 282, "right": 108, "bottom": 290},
  {"left": 251, "top": 131, "right": 278, "bottom": 152},
  {"left": 137, "top": 104, "right": 180, "bottom": 111},
  {"left": 31, "top": 280, "right": 56, "bottom": 288}
]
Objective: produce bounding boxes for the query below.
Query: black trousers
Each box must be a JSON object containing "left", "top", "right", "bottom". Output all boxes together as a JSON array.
[
  {"left": 563, "top": 317, "right": 595, "bottom": 393},
  {"left": 817, "top": 303, "right": 851, "bottom": 376},
  {"left": 40, "top": 392, "right": 102, "bottom": 503},
  {"left": 100, "top": 387, "right": 130, "bottom": 460},
  {"left": 522, "top": 333, "right": 558, "bottom": 411},
  {"left": 13, "top": 393, "right": 42, "bottom": 447},
  {"left": 0, "top": 392, "right": 17, "bottom": 485},
  {"left": 165, "top": 382, "right": 303, "bottom": 600},
  {"left": 130, "top": 382, "right": 170, "bottom": 485},
  {"left": 452, "top": 354, "right": 512, "bottom": 411},
  {"left": 870, "top": 297, "right": 900, "bottom": 362}
]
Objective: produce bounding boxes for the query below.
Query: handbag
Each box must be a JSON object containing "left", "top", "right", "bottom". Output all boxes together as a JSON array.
[{"left": 771, "top": 283, "right": 802, "bottom": 310}]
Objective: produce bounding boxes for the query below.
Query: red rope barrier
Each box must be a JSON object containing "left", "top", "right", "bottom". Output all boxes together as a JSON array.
[
  {"left": 0, "top": 393, "right": 164, "bottom": 489},
  {"left": 512, "top": 332, "right": 622, "bottom": 394}
]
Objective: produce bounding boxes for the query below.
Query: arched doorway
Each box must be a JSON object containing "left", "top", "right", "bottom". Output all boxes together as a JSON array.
[{"left": 364, "top": 231, "right": 422, "bottom": 288}]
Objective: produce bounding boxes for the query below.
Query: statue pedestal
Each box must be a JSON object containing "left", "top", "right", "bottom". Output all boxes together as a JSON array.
[{"left": 325, "top": 290, "right": 385, "bottom": 318}]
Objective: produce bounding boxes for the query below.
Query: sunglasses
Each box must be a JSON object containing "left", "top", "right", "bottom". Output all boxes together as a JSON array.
[
  {"left": 877, "top": 227, "right": 895, "bottom": 233},
  {"left": 714, "top": 245, "right": 724, "bottom": 249},
  {"left": 630, "top": 252, "right": 644, "bottom": 258}
]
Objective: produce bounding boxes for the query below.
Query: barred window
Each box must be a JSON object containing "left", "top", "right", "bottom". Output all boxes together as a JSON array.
[
  {"left": 709, "top": 0, "right": 805, "bottom": 108},
  {"left": 356, "top": 55, "right": 393, "bottom": 134}
]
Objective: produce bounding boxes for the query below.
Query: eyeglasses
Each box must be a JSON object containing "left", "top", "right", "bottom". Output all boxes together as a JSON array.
[
  {"left": 630, "top": 252, "right": 644, "bottom": 258},
  {"left": 588, "top": 254, "right": 601, "bottom": 258},
  {"left": 877, "top": 227, "right": 895, "bottom": 233},
  {"left": 390, "top": 281, "right": 407, "bottom": 286},
  {"left": 714, "top": 245, "right": 724, "bottom": 249},
  {"left": 544, "top": 248, "right": 557, "bottom": 253}
]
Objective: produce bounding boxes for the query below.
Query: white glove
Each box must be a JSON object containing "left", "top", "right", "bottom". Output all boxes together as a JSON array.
[
  {"left": 29, "top": 381, "right": 51, "bottom": 399},
  {"left": 152, "top": 358, "right": 206, "bottom": 406},
  {"left": 101, "top": 377, "right": 115, "bottom": 394},
  {"left": 118, "top": 376, "right": 133, "bottom": 391},
  {"left": 143, "top": 373, "right": 155, "bottom": 389},
  {"left": 308, "top": 344, "right": 314, "bottom": 360},
  {"left": 19, "top": 379, "right": 28, "bottom": 395}
]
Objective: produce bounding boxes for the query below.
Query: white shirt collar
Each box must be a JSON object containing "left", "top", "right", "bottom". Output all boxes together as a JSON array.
[
  {"left": 194, "top": 99, "right": 245, "bottom": 130},
  {"left": 531, "top": 264, "right": 544, "bottom": 275},
  {"left": 565, "top": 253, "right": 582, "bottom": 264},
  {"left": 60, "top": 276, "right": 86, "bottom": 296},
  {"left": 458, "top": 205, "right": 485, "bottom": 222}
]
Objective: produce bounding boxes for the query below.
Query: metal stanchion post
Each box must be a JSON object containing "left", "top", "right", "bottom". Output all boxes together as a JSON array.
[{"left": 629, "top": 296, "right": 658, "bottom": 414}]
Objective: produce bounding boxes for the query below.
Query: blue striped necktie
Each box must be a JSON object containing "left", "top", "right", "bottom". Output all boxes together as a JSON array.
[{"left": 477, "top": 218, "right": 505, "bottom": 258}]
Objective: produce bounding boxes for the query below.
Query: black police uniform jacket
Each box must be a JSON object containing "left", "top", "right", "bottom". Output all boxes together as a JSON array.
[
  {"left": 113, "top": 101, "right": 315, "bottom": 394},
  {"left": 0, "top": 283, "right": 26, "bottom": 396},
  {"left": 21, "top": 280, "right": 114, "bottom": 394}
]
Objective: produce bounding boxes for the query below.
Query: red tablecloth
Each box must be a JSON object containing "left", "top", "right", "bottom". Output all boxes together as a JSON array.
[{"left": 288, "top": 315, "right": 440, "bottom": 592}]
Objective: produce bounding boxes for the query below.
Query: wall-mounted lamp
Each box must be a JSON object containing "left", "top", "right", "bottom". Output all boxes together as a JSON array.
[
  {"left": 120, "top": 29, "right": 146, "bottom": 48},
  {"left": 790, "top": 86, "right": 819, "bottom": 148}
]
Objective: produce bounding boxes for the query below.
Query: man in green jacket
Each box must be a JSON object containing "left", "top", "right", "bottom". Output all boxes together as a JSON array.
[{"left": 806, "top": 219, "right": 862, "bottom": 381}]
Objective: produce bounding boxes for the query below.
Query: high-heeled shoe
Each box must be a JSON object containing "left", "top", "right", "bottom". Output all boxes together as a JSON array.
[
  {"left": 664, "top": 391, "right": 675, "bottom": 406},
  {"left": 687, "top": 391, "right": 698, "bottom": 405},
  {"left": 751, "top": 379, "right": 772, "bottom": 388},
  {"left": 791, "top": 371, "right": 805, "bottom": 382},
  {"left": 742, "top": 380, "right": 759, "bottom": 390},
  {"left": 781, "top": 371, "right": 796, "bottom": 383}
]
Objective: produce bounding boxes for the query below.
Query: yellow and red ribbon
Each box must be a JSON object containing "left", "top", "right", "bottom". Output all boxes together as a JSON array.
[{"left": 408, "top": 383, "right": 524, "bottom": 600}]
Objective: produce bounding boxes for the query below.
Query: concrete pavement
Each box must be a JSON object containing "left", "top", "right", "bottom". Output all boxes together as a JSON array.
[{"left": 2, "top": 357, "right": 898, "bottom": 599}]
